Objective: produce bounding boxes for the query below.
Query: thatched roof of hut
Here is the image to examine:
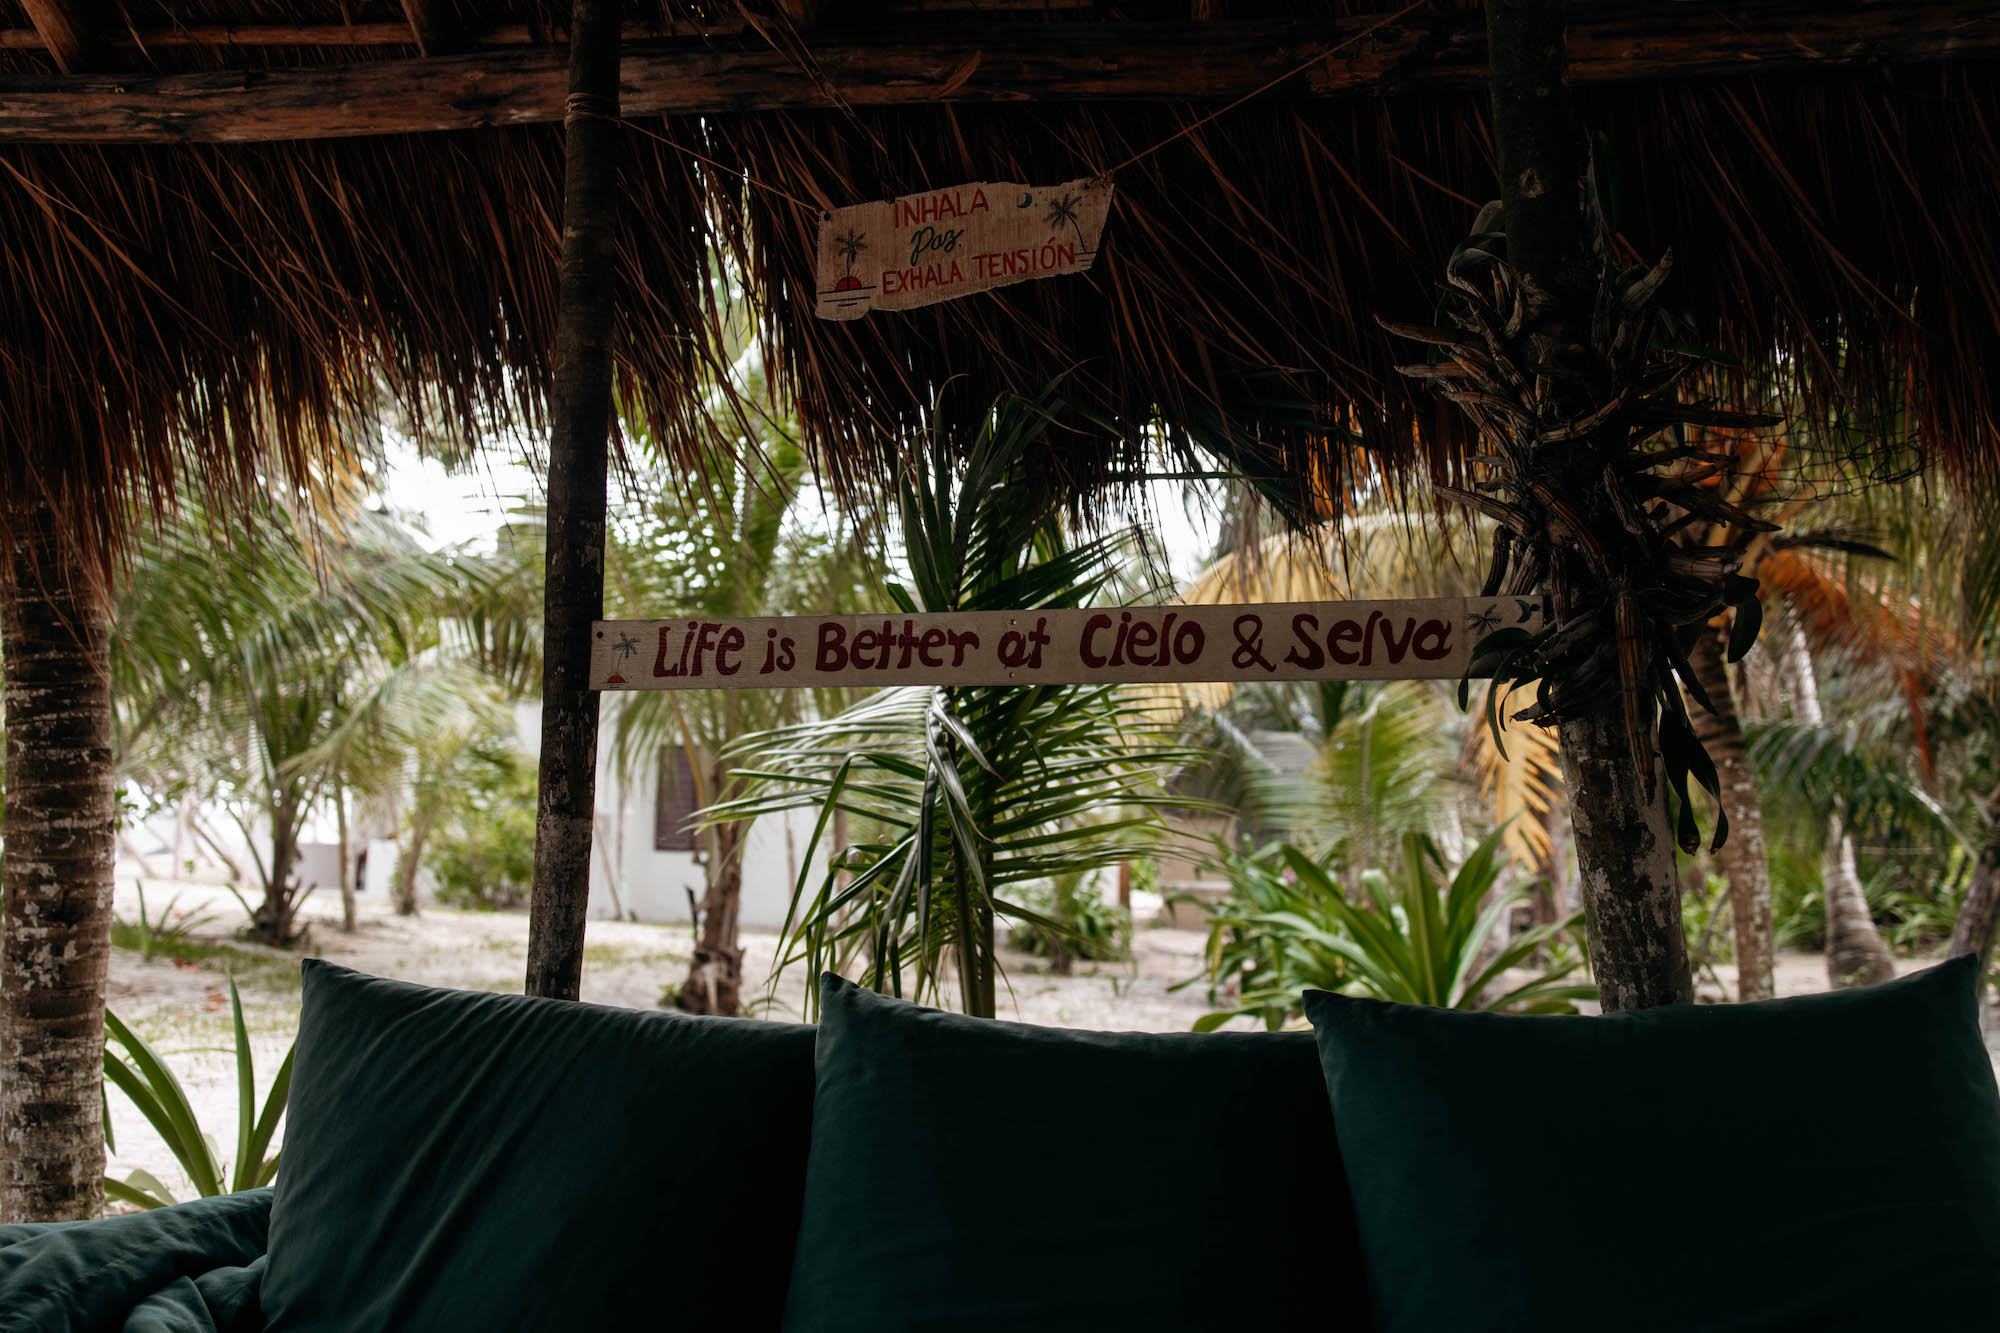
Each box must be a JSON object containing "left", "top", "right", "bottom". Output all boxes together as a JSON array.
[{"left": 3, "top": 1, "right": 1997, "bottom": 571}]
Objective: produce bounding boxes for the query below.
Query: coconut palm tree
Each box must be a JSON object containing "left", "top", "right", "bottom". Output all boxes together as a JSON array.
[
  {"left": 1664, "top": 427, "right": 1932, "bottom": 998},
  {"left": 1, "top": 496, "right": 115, "bottom": 1224},
  {"left": 1182, "top": 504, "right": 1563, "bottom": 888},
  {"left": 1750, "top": 477, "right": 2000, "bottom": 1000},
  {"left": 587, "top": 395, "right": 878, "bottom": 1014},
  {"left": 115, "top": 499, "right": 493, "bottom": 945},
  {"left": 712, "top": 392, "right": 1204, "bottom": 1017}
]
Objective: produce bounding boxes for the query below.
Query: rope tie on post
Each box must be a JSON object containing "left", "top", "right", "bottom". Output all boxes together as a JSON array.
[{"left": 566, "top": 91, "right": 617, "bottom": 126}]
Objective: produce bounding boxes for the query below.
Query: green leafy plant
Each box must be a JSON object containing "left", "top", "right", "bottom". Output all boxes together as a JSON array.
[
  {"left": 714, "top": 389, "right": 1203, "bottom": 1017},
  {"left": 102, "top": 979, "right": 292, "bottom": 1208},
  {"left": 117, "top": 884, "right": 218, "bottom": 962},
  {"left": 1406, "top": 189, "right": 1781, "bottom": 858},
  {"left": 1007, "top": 871, "right": 1132, "bottom": 970},
  {"left": 425, "top": 746, "right": 539, "bottom": 911},
  {"left": 1190, "top": 827, "right": 1596, "bottom": 1031}
]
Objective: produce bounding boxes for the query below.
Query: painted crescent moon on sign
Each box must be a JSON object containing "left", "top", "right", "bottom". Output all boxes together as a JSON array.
[{"left": 1016, "top": 191, "right": 1032, "bottom": 207}]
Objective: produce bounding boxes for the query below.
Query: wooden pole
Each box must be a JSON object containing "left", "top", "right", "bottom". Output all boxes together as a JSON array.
[
  {"left": 525, "top": 0, "right": 621, "bottom": 1002},
  {"left": 1485, "top": 0, "right": 1691, "bottom": 1010}
]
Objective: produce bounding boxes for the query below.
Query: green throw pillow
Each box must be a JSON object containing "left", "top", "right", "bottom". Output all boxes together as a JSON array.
[
  {"left": 261, "top": 961, "right": 817, "bottom": 1332},
  {"left": 781, "top": 975, "right": 1373, "bottom": 1332},
  {"left": 1303, "top": 955, "right": 2000, "bottom": 1332}
]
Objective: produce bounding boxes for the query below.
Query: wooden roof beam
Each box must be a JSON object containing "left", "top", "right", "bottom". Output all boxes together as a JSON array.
[
  {"left": 0, "top": 3, "right": 1092, "bottom": 49},
  {"left": 0, "top": 4, "right": 1993, "bottom": 146},
  {"left": 0, "top": 19, "right": 748, "bottom": 49}
]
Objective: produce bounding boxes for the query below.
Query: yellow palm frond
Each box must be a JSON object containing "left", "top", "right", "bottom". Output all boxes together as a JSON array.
[
  {"left": 1466, "top": 704, "right": 1564, "bottom": 873},
  {"left": 1167, "top": 511, "right": 1485, "bottom": 714}
]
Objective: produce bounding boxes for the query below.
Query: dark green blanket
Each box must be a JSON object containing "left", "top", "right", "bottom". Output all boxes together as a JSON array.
[{"left": 0, "top": 1190, "right": 269, "bottom": 1333}]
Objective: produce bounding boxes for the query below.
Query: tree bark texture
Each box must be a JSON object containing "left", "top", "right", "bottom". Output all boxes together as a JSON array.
[
  {"left": 1488, "top": 0, "right": 1689, "bottom": 1011},
  {"left": 254, "top": 793, "right": 303, "bottom": 945},
  {"left": 525, "top": 0, "right": 620, "bottom": 1002},
  {"left": 1, "top": 497, "right": 114, "bottom": 1223},
  {"left": 1945, "top": 792, "right": 1999, "bottom": 1027},
  {"left": 1555, "top": 702, "right": 1693, "bottom": 1010},
  {"left": 1821, "top": 816, "right": 1895, "bottom": 988},
  {"left": 335, "top": 793, "right": 356, "bottom": 933},
  {"left": 675, "top": 810, "right": 743, "bottom": 1017},
  {"left": 393, "top": 822, "right": 427, "bottom": 916},
  {"left": 1688, "top": 624, "right": 1776, "bottom": 1001},
  {"left": 3, "top": 4, "right": 1995, "bottom": 145},
  {"left": 1777, "top": 616, "right": 1896, "bottom": 988}
]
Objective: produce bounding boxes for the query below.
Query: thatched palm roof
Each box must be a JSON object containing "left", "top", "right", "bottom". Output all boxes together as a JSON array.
[{"left": 3, "top": 1, "right": 1997, "bottom": 571}]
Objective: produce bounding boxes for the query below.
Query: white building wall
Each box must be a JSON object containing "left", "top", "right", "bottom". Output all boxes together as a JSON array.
[{"left": 585, "top": 733, "right": 827, "bottom": 929}]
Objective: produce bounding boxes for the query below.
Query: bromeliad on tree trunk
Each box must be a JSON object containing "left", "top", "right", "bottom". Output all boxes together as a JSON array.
[{"left": 1393, "top": 179, "right": 1779, "bottom": 861}]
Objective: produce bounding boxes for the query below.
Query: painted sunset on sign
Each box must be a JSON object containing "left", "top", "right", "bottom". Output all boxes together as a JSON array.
[
  {"left": 589, "top": 598, "right": 1548, "bottom": 692},
  {"left": 814, "top": 176, "right": 1114, "bottom": 320}
]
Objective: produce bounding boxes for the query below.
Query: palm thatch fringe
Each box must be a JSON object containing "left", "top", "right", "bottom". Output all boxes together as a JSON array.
[{"left": 1, "top": 2, "right": 1997, "bottom": 574}]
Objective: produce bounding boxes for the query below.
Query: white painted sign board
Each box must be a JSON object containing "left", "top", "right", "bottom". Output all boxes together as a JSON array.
[
  {"left": 815, "top": 176, "right": 1114, "bottom": 320},
  {"left": 590, "top": 598, "right": 1547, "bottom": 692}
]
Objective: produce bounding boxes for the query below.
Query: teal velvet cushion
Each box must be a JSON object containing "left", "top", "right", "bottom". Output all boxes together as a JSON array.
[
  {"left": 1304, "top": 955, "right": 2000, "bottom": 1333},
  {"left": 260, "top": 961, "right": 816, "bottom": 1332},
  {"left": 782, "top": 975, "right": 1372, "bottom": 1332},
  {"left": 0, "top": 1187, "right": 271, "bottom": 1333}
]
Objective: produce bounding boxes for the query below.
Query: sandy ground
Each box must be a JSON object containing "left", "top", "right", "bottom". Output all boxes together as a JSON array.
[
  {"left": 102, "top": 875, "right": 1233, "bottom": 1201},
  {"left": 101, "top": 874, "right": 2000, "bottom": 1205}
]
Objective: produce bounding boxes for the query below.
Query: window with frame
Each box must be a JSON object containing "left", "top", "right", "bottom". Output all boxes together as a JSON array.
[{"left": 654, "top": 746, "right": 700, "bottom": 851}]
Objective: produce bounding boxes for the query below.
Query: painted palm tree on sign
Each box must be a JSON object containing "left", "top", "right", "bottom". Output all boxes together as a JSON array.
[
  {"left": 833, "top": 228, "right": 867, "bottom": 291},
  {"left": 1044, "top": 192, "right": 1084, "bottom": 250}
]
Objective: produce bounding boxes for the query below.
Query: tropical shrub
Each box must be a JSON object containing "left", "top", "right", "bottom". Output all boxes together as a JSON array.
[
  {"left": 102, "top": 980, "right": 292, "bottom": 1209},
  {"left": 115, "top": 884, "right": 218, "bottom": 963},
  {"left": 425, "top": 749, "right": 538, "bottom": 911},
  {"left": 1189, "top": 827, "right": 1595, "bottom": 1031},
  {"left": 1008, "top": 871, "right": 1132, "bottom": 970},
  {"left": 714, "top": 391, "right": 1202, "bottom": 1017}
]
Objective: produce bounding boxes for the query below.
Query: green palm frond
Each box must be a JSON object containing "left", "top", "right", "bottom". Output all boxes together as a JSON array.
[
  {"left": 711, "top": 388, "right": 1210, "bottom": 1016},
  {"left": 1190, "top": 826, "right": 1593, "bottom": 1030}
]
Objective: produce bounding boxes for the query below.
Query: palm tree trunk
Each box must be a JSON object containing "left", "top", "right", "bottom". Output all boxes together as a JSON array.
[
  {"left": 392, "top": 802, "right": 434, "bottom": 917},
  {"left": 524, "top": 0, "right": 621, "bottom": 1002},
  {"left": 1, "top": 498, "right": 114, "bottom": 1223},
  {"left": 1945, "top": 787, "right": 1999, "bottom": 1031},
  {"left": 1821, "top": 817, "right": 1894, "bottom": 987},
  {"left": 256, "top": 792, "right": 303, "bottom": 945},
  {"left": 1488, "top": 0, "right": 1689, "bottom": 1011},
  {"left": 1688, "top": 624, "right": 1776, "bottom": 1001},
  {"left": 676, "top": 803, "right": 744, "bottom": 1016},
  {"left": 1777, "top": 616, "right": 1896, "bottom": 987},
  {"left": 335, "top": 789, "right": 356, "bottom": 933}
]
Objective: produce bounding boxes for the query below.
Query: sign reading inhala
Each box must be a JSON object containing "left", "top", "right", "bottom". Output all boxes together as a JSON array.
[
  {"left": 814, "top": 176, "right": 1115, "bottom": 320},
  {"left": 590, "top": 598, "right": 1549, "bottom": 692}
]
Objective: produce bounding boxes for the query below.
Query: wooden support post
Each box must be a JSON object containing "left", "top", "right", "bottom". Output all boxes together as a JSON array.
[
  {"left": 525, "top": 0, "right": 622, "bottom": 1002},
  {"left": 1485, "top": 0, "right": 1690, "bottom": 1010}
]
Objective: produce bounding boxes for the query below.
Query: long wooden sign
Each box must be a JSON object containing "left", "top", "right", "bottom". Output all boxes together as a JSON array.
[
  {"left": 590, "top": 598, "right": 1547, "bottom": 692},
  {"left": 815, "top": 176, "right": 1113, "bottom": 320}
]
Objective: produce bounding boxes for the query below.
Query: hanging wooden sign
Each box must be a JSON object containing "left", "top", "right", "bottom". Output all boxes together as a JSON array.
[
  {"left": 814, "top": 176, "right": 1114, "bottom": 321},
  {"left": 590, "top": 597, "right": 1548, "bottom": 692}
]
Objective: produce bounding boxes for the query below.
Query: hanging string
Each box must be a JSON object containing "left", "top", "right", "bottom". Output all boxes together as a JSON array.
[
  {"left": 1097, "top": 0, "right": 1433, "bottom": 179},
  {"left": 611, "top": 113, "right": 826, "bottom": 214}
]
